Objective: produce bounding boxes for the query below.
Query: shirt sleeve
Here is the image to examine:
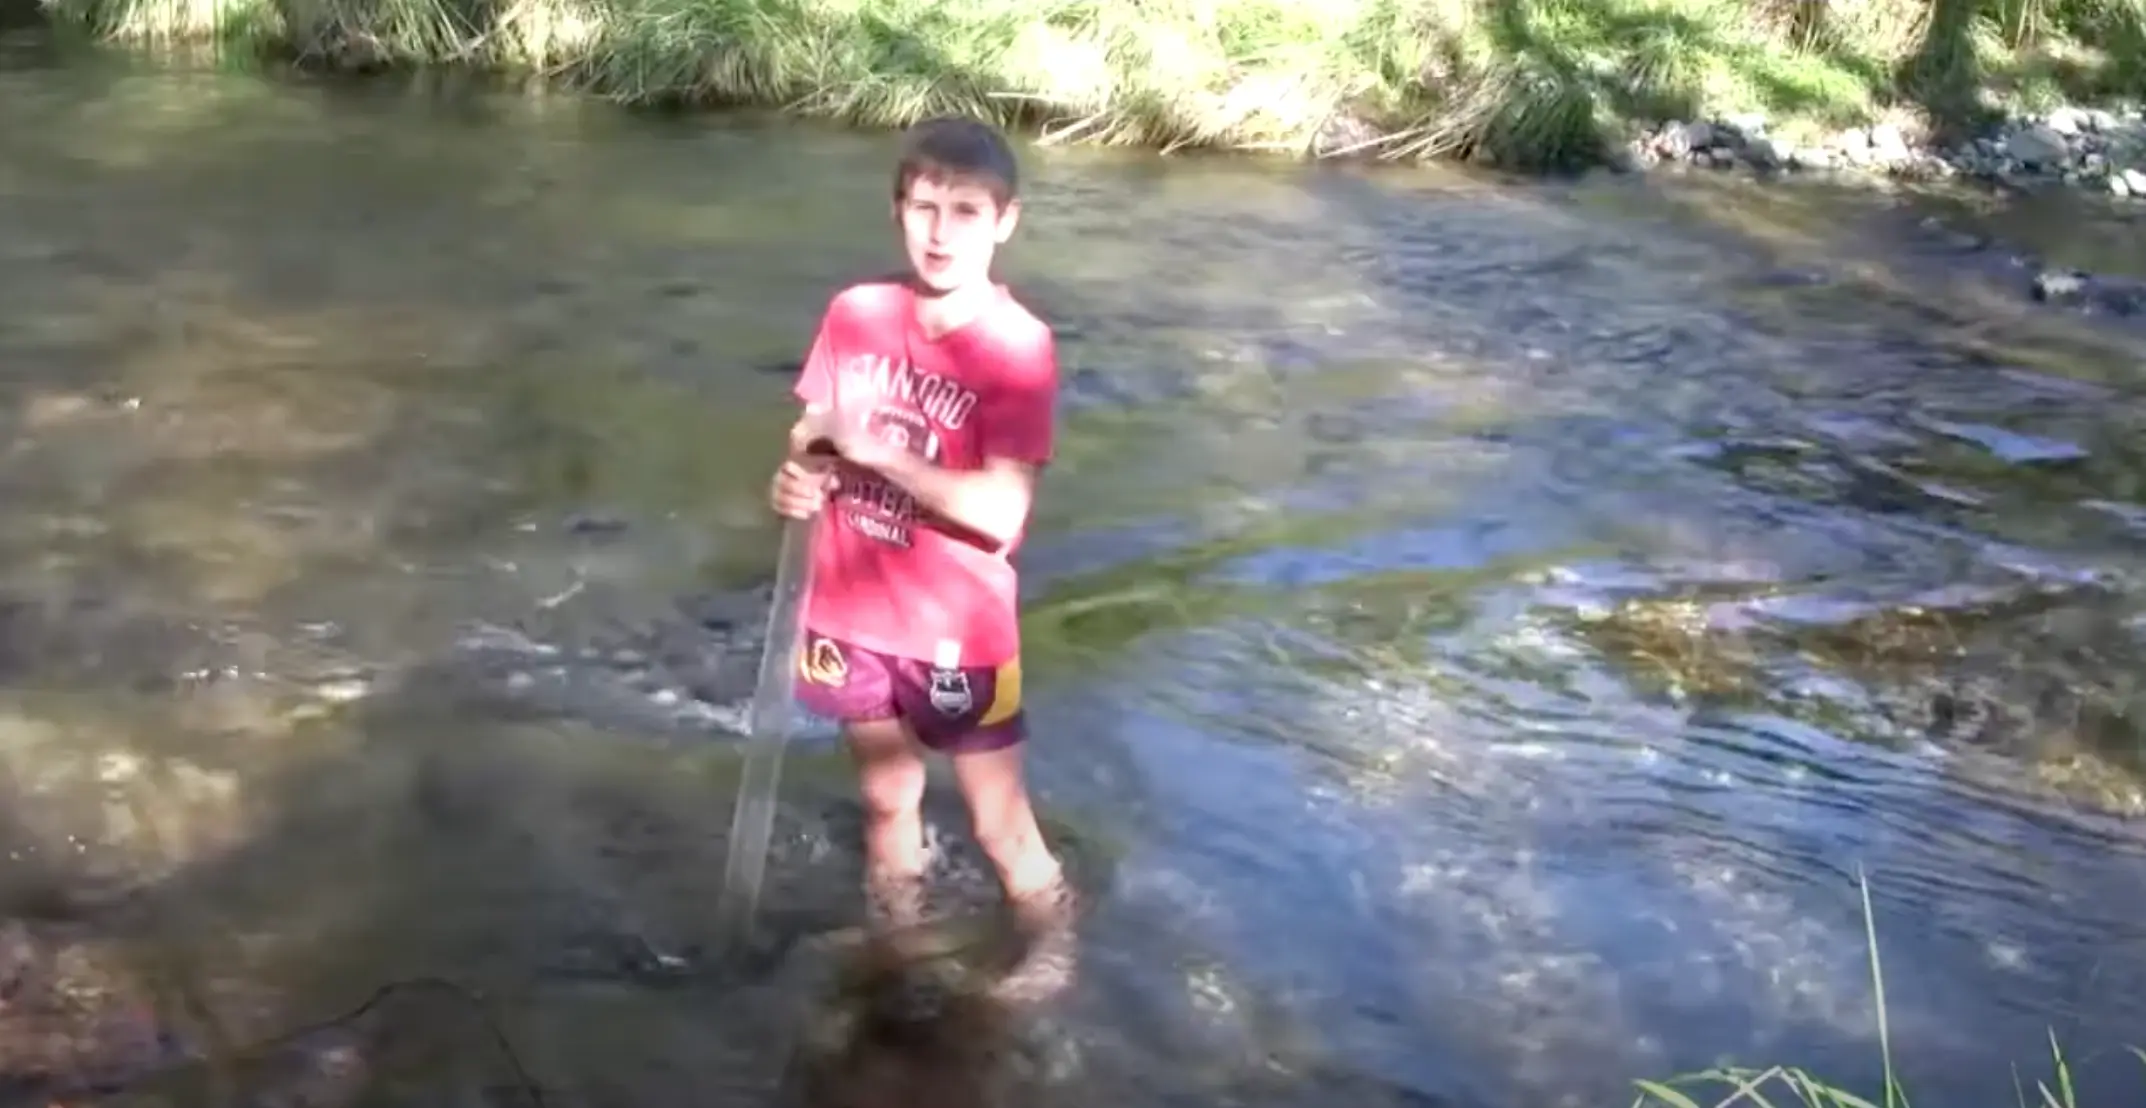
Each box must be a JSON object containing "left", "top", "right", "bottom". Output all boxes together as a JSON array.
[
  {"left": 976, "top": 327, "right": 1058, "bottom": 467},
  {"left": 792, "top": 304, "right": 839, "bottom": 411}
]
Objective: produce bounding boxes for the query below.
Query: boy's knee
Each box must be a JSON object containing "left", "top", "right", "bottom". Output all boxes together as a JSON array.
[
  {"left": 857, "top": 762, "right": 925, "bottom": 820},
  {"left": 846, "top": 720, "right": 925, "bottom": 819}
]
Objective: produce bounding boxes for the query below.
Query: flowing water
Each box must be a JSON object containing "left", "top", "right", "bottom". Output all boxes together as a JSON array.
[{"left": 5, "top": 31, "right": 2146, "bottom": 1108}]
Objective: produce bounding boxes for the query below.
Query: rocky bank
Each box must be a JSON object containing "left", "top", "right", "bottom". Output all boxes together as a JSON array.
[
  {"left": 1628, "top": 104, "right": 2146, "bottom": 199},
  {"left": 1619, "top": 103, "right": 2146, "bottom": 325}
]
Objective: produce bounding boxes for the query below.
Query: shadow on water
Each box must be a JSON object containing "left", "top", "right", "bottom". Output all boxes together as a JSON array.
[{"left": 7, "top": 41, "right": 2146, "bottom": 1108}]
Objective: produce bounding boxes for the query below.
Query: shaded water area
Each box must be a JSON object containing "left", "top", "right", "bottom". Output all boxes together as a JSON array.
[{"left": 6, "top": 30, "right": 2146, "bottom": 1108}]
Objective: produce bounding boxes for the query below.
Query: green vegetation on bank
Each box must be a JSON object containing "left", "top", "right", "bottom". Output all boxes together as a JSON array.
[{"left": 34, "top": 0, "right": 2146, "bottom": 168}]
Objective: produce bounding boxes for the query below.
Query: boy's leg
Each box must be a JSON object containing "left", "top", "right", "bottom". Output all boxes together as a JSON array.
[
  {"left": 794, "top": 634, "right": 927, "bottom": 930},
  {"left": 950, "top": 745, "right": 1077, "bottom": 1004},
  {"left": 946, "top": 744, "right": 1062, "bottom": 902},
  {"left": 891, "top": 653, "right": 1077, "bottom": 1002},
  {"left": 843, "top": 717, "right": 929, "bottom": 930},
  {"left": 886, "top": 653, "right": 1062, "bottom": 899}
]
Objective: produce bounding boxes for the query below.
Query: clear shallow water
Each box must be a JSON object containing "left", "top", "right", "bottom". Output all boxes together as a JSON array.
[{"left": 5, "top": 35, "right": 2146, "bottom": 1108}]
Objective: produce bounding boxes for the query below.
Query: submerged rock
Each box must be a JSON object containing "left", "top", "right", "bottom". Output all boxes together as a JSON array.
[
  {"left": 0, "top": 919, "right": 191, "bottom": 1101},
  {"left": 1560, "top": 570, "right": 2146, "bottom": 815},
  {"left": 2030, "top": 266, "right": 2146, "bottom": 318}
]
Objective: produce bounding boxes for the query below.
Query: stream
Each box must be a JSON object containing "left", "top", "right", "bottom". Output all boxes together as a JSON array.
[{"left": 4, "top": 33, "right": 2146, "bottom": 1108}]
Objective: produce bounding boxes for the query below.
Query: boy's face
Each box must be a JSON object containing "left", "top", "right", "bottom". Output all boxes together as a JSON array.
[{"left": 894, "top": 170, "right": 1019, "bottom": 294}]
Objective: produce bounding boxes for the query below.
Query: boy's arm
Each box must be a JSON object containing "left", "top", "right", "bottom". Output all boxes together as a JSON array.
[
  {"left": 841, "top": 331, "right": 1057, "bottom": 549},
  {"left": 784, "top": 308, "right": 841, "bottom": 461},
  {"left": 868, "top": 454, "right": 1038, "bottom": 549}
]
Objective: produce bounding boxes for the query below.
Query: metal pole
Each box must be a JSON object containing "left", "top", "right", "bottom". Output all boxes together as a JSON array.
[{"left": 714, "top": 513, "right": 818, "bottom": 949}]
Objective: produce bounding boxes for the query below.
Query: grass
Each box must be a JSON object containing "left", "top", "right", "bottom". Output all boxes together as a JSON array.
[
  {"left": 27, "top": 0, "right": 2146, "bottom": 170},
  {"left": 1629, "top": 869, "right": 2146, "bottom": 1108}
]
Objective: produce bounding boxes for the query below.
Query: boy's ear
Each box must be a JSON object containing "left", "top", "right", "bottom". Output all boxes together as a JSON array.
[{"left": 993, "top": 198, "right": 1022, "bottom": 244}]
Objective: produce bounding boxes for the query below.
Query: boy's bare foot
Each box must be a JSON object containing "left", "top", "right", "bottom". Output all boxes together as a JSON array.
[{"left": 991, "top": 875, "right": 1078, "bottom": 1007}]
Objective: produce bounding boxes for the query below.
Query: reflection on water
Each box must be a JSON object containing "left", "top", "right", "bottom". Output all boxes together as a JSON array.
[{"left": 5, "top": 39, "right": 2146, "bottom": 1108}]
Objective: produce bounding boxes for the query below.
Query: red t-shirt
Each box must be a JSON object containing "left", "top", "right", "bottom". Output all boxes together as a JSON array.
[{"left": 792, "top": 280, "right": 1057, "bottom": 667}]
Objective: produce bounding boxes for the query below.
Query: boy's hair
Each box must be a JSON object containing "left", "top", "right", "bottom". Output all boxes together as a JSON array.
[{"left": 892, "top": 116, "right": 1020, "bottom": 208}]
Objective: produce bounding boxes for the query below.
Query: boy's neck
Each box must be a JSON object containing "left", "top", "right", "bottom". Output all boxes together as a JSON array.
[{"left": 909, "top": 278, "right": 998, "bottom": 340}]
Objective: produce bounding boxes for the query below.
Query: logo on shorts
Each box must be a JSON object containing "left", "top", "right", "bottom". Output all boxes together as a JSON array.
[
  {"left": 927, "top": 668, "right": 973, "bottom": 715},
  {"left": 800, "top": 638, "right": 848, "bottom": 687}
]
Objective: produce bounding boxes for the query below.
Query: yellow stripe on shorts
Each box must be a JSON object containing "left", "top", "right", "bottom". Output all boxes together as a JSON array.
[{"left": 978, "top": 656, "right": 1023, "bottom": 726}]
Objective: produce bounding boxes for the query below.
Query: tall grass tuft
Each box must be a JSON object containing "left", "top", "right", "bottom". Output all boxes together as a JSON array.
[
  {"left": 1630, "top": 868, "right": 2146, "bottom": 1108},
  {"left": 34, "top": 0, "right": 2146, "bottom": 167}
]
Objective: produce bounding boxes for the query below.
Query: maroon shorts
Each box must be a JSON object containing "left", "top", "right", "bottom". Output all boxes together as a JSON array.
[{"left": 793, "top": 632, "right": 1026, "bottom": 754}]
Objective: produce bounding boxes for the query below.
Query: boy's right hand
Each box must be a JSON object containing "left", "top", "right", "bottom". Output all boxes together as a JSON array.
[{"left": 770, "top": 458, "right": 835, "bottom": 520}]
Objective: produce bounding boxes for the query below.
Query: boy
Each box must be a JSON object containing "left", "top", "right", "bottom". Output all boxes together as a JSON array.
[{"left": 767, "top": 116, "right": 1073, "bottom": 1004}]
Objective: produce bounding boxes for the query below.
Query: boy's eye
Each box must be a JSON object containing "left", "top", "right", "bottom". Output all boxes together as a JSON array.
[{"left": 906, "top": 198, "right": 988, "bottom": 221}]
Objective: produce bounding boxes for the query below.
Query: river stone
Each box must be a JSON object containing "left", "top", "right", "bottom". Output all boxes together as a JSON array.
[
  {"left": 2044, "top": 106, "right": 2090, "bottom": 136},
  {"left": 1788, "top": 146, "right": 1834, "bottom": 171},
  {"left": 1720, "top": 112, "right": 1768, "bottom": 139},
  {"left": 2032, "top": 270, "right": 2088, "bottom": 303},
  {"left": 1869, "top": 123, "right": 1913, "bottom": 165},
  {"left": 1742, "top": 135, "right": 1787, "bottom": 170},
  {"left": 1830, "top": 126, "right": 1871, "bottom": 165},
  {"left": 2005, "top": 124, "right": 2071, "bottom": 167},
  {"left": 2027, "top": 268, "right": 2146, "bottom": 318}
]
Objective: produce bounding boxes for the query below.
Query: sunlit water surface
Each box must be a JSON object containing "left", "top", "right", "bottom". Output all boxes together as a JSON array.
[{"left": 4, "top": 36, "right": 2146, "bottom": 1108}]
